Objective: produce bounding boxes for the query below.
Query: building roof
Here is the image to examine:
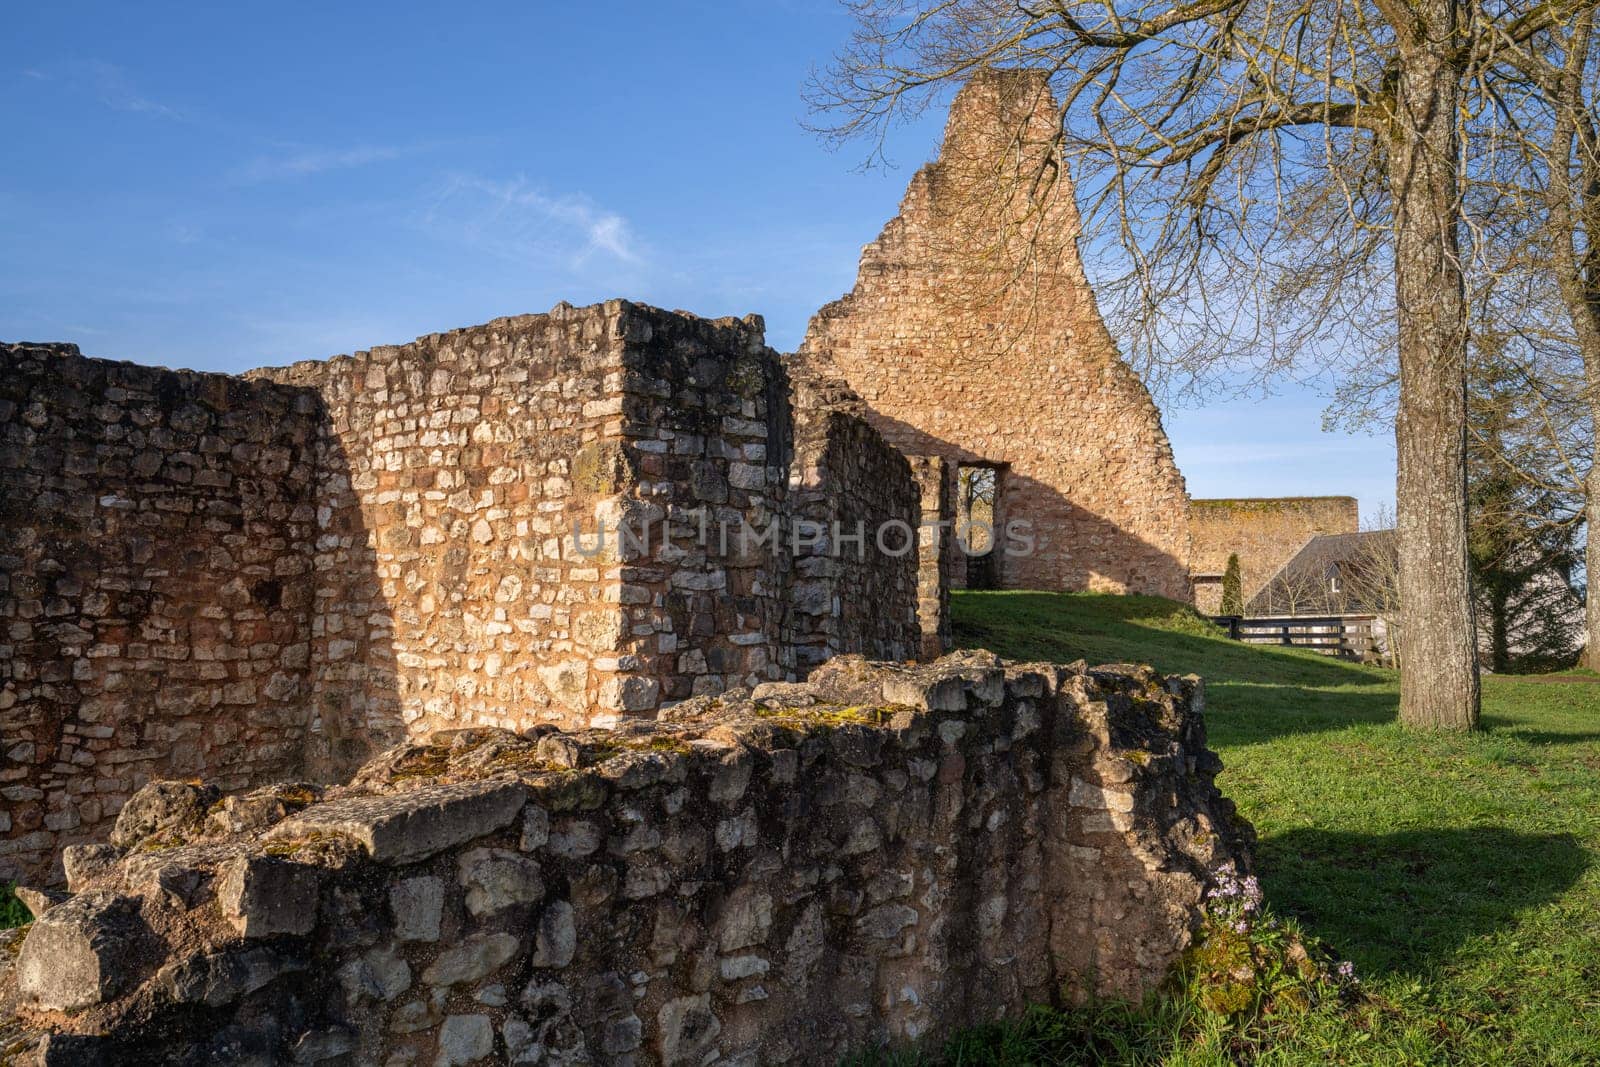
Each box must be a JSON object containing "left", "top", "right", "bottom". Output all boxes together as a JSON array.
[{"left": 1245, "top": 529, "right": 1398, "bottom": 616}]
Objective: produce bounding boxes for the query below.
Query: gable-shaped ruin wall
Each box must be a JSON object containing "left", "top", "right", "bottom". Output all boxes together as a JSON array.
[{"left": 801, "top": 70, "right": 1193, "bottom": 601}]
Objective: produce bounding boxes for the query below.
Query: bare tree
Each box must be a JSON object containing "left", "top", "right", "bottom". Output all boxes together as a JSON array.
[
  {"left": 803, "top": 0, "right": 1596, "bottom": 726},
  {"left": 1470, "top": 15, "right": 1600, "bottom": 667},
  {"left": 1327, "top": 17, "right": 1599, "bottom": 668}
]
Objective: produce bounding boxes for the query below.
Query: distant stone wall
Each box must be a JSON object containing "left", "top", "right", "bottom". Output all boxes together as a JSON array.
[
  {"left": 801, "top": 71, "right": 1193, "bottom": 600},
  {"left": 0, "top": 652, "right": 1252, "bottom": 1066},
  {"left": 1189, "top": 497, "right": 1360, "bottom": 614},
  {"left": 0, "top": 344, "right": 322, "bottom": 886}
]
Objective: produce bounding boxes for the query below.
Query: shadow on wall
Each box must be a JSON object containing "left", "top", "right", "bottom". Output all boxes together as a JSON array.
[
  {"left": 867, "top": 412, "right": 1191, "bottom": 599},
  {"left": 0, "top": 348, "right": 405, "bottom": 882},
  {"left": 299, "top": 417, "right": 406, "bottom": 782}
]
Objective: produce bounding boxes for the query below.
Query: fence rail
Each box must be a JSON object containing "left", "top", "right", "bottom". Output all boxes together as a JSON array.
[{"left": 1210, "top": 614, "right": 1379, "bottom": 661}]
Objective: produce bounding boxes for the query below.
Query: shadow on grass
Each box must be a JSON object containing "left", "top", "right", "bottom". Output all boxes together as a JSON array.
[
  {"left": 1478, "top": 725, "right": 1600, "bottom": 746},
  {"left": 1260, "top": 826, "right": 1588, "bottom": 978},
  {"left": 952, "top": 591, "right": 1399, "bottom": 743}
]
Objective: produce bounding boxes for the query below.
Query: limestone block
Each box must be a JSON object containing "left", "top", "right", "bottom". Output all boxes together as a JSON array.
[
  {"left": 156, "top": 944, "right": 305, "bottom": 1008},
  {"left": 266, "top": 781, "right": 527, "bottom": 864},
  {"left": 435, "top": 1015, "right": 494, "bottom": 1066},
  {"left": 108, "top": 779, "right": 219, "bottom": 848},
  {"left": 390, "top": 875, "right": 445, "bottom": 942},
  {"left": 421, "top": 932, "right": 520, "bottom": 987},
  {"left": 530, "top": 900, "right": 576, "bottom": 968},
  {"left": 217, "top": 854, "right": 320, "bottom": 938},
  {"left": 457, "top": 847, "right": 543, "bottom": 916},
  {"left": 16, "top": 891, "right": 146, "bottom": 1011}
]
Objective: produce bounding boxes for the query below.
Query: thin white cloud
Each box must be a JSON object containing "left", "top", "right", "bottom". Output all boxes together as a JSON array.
[
  {"left": 419, "top": 175, "right": 643, "bottom": 268},
  {"left": 24, "top": 60, "right": 183, "bottom": 119},
  {"left": 234, "top": 144, "right": 413, "bottom": 182}
]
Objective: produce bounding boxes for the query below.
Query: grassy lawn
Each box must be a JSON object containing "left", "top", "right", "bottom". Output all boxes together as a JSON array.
[{"left": 943, "top": 590, "right": 1600, "bottom": 1065}]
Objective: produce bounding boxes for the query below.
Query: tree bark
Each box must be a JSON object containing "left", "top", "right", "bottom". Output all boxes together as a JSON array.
[
  {"left": 1389, "top": 0, "right": 1482, "bottom": 728},
  {"left": 1543, "top": 12, "right": 1600, "bottom": 671}
]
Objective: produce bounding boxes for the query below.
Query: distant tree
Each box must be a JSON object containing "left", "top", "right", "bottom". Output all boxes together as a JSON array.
[
  {"left": 1464, "top": 15, "right": 1600, "bottom": 668},
  {"left": 1345, "top": 515, "right": 1404, "bottom": 669},
  {"left": 1220, "top": 554, "right": 1243, "bottom": 616},
  {"left": 1468, "top": 359, "right": 1585, "bottom": 672}
]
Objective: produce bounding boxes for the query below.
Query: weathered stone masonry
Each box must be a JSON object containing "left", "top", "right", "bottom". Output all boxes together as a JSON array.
[
  {"left": 802, "top": 71, "right": 1194, "bottom": 601},
  {"left": 0, "top": 346, "right": 324, "bottom": 887},
  {"left": 0, "top": 653, "right": 1251, "bottom": 1066},
  {"left": 1, "top": 303, "right": 923, "bottom": 885}
]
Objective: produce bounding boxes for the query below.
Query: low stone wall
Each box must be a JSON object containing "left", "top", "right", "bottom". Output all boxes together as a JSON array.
[{"left": 0, "top": 652, "right": 1250, "bottom": 1066}]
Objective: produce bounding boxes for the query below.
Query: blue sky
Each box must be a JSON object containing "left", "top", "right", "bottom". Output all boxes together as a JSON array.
[{"left": 2, "top": 1, "right": 1396, "bottom": 519}]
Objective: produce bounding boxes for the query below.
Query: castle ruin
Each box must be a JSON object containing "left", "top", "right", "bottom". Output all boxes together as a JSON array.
[{"left": 0, "top": 70, "right": 1293, "bottom": 1064}]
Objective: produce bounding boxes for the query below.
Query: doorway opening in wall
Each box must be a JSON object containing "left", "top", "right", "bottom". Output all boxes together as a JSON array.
[{"left": 957, "top": 463, "right": 1003, "bottom": 590}]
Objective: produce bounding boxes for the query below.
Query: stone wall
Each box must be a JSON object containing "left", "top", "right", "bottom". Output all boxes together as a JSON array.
[
  {"left": 801, "top": 70, "right": 1193, "bottom": 601},
  {"left": 786, "top": 371, "right": 922, "bottom": 673},
  {"left": 1, "top": 303, "right": 928, "bottom": 885},
  {"left": 1189, "top": 497, "right": 1360, "bottom": 614},
  {"left": 0, "top": 652, "right": 1251, "bottom": 1066},
  {"left": 909, "top": 456, "right": 955, "bottom": 659},
  {"left": 0, "top": 343, "right": 323, "bottom": 887}
]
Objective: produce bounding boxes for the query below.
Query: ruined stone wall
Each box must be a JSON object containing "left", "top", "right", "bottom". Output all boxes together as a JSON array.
[
  {"left": 0, "top": 344, "right": 322, "bottom": 885},
  {"left": 802, "top": 71, "right": 1193, "bottom": 601},
  {"left": 0, "top": 652, "right": 1251, "bottom": 1066},
  {"left": 2, "top": 303, "right": 929, "bottom": 884},
  {"left": 250, "top": 306, "right": 636, "bottom": 761},
  {"left": 1189, "top": 497, "right": 1360, "bottom": 614},
  {"left": 787, "top": 372, "right": 922, "bottom": 672},
  {"left": 602, "top": 309, "right": 793, "bottom": 711},
  {"left": 910, "top": 456, "right": 955, "bottom": 658},
  {"left": 248, "top": 302, "right": 808, "bottom": 747}
]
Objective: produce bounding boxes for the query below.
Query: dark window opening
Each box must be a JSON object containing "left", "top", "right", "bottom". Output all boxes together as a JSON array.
[{"left": 956, "top": 463, "right": 1002, "bottom": 590}]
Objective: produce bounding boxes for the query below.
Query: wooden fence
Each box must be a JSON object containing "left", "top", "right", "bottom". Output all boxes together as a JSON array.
[{"left": 1210, "top": 614, "right": 1380, "bottom": 661}]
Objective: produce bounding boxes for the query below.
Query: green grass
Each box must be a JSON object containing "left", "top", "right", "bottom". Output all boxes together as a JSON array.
[
  {"left": 0, "top": 884, "right": 27, "bottom": 930},
  {"left": 918, "top": 590, "right": 1600, "bottom": 1065}
]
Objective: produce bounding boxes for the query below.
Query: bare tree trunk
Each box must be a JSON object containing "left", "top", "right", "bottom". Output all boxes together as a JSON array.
[
  {"left": 1390, "top": 0, "right": 1482, "bottom": 728},
  {"left": 1544, "top": 12, "right": 1600, "bottom": 671}
]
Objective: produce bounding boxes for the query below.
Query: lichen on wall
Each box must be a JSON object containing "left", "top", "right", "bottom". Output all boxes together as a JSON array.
[{"left": 0, "top": 652, "right": 1252, "bottom": 1066}]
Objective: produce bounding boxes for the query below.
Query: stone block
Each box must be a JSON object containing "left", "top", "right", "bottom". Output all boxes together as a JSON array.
[
  {"left": 458, "top": 848, "right": 543, "bottom": 916},
  {"left": 421, "top": 932, "right": 520, "bottom": 987},
  {"left": 16, "top": 891, "right": 147, "bottom": 1011},
  {"left": 217, "top": 854, "right": 320, "bottom": 938},
  {"left": 109, "top": 780, "right": 219, "bottom": 848},
  {"left": 390, "top": 875, "right": 445, "bottom": 941},
  {"left": 435, "top": 1014, "right": 494, "bottom": 1066},
  {"left": 156, "top": 944, "right": 305, "bottom": 1007},
  {"left": 266, "top": 780, "right": 527, "bottom": 865}
]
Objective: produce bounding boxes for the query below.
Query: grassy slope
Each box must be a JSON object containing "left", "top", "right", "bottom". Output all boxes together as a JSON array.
[{"left": 953, "top": 591, "right": 1600, "bottom": 1065}]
